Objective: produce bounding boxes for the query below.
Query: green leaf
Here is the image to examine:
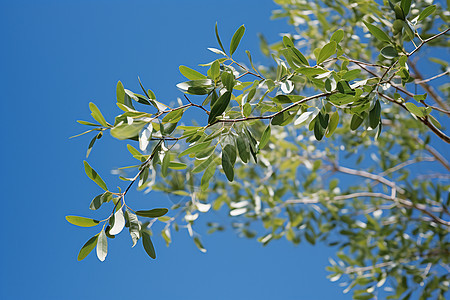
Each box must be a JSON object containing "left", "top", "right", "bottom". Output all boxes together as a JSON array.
[
  {"left": 314, "top": 117, "right": 325, "bottom": 140},
  {"left": 125, "top": 209, "right": 140, "bottom": 247},
  {"left": 176, "top": 79, "right": 214, "bottom": 95},
  {"left": 116, "top": 81, "right": 134, "bottom": 109},
  {"left": 201, "top": 161, "right": 216, "bottom": 191},
  {"left": 142, "top": 231, "right": 156, "bottom": 259},
  {"left": 193, "top": 155, "right": 215, "bottom": 173},
  {"left": 405, "top": 102, "right": 424, "bottom": 117},
  {"left": 230, "top": 25, "right": 245, "bottom": 56},
  {"left": 210, "top": 60, "right": 220, "bottom": 80},
  {"left": 215, "top": 22, "right": 226, "bottom": 55},
  {"left": 236, "top": 134, "right": 250, "bottom": 163},
  {"left": 417, "top": 5, "right": 436, "bottom": 22},
  {"left": 330, "top": 29, "right": 344, "bottom": 43},
  {"left": 161, "top": 151, "right": 170, "bottom": 177},
  {"left": 369, "top": 100, "right": 381, "bottom": 129},
  {"left": 135, "top": 208, "right": 169, "bottom": 218},
  {"left": 222, "top": 150, "right": 234, "bottom": 182},
  {"left": 89, "top": 102, "right": 109, "bottom": 127},
  {"left": 342, "top": 69, "right": 361, "bottom": 81},
  {"left": 221, "top": 71, "right": 235, "bottom": 91},
  {"left": 179, "top": 141, "right": 211, "bottom": 157},
  {"left": 66, "top": 216, "right": 100, "bottom": 227},
  {"left": 282, "top": 35, "right": 295, "bottom": 48},
  {"left": 193, "top": 236, "right": 207, "bottom": 253},
  {"left": 96, "top": 230, "right": 107, "bottom": 262},
  {"left": 90, "top": 192, "right": 112, "bottom": 210},
  {"left": 381, "top": 45, "right": 398, "bottom": 59},
  {"left": 77, "top": 120, "right": 100, "bottom": 126},
  {"left": 243, "top": 103, "right": 252, "bottom": 117},
  {"left": 428, "top": 114, "right": 441, "bottom": 129},
  {"left": 317, "top": 41, "right": 337, "bottom": 64},
  {"left": 401, "top": 0, "right": 412, "bottom": 17},
  {"left": 83, "top": 161, "right": 108, "bottom": 191},
  {"left": 162, "top": 109, "right": 184, "bottom": 124},
  {"left": 77, "top": 234, "right": 99, "bottom": 261},
  {"left": 259, "top": 125, "right": 271, "bottom": 149},
  {"left": 208, "top": 91, "right": 232, "bottom": 123},
  {"left": 325, "top": 111, "right": 339, "bottom": 137},
  {"left": 168, "top": 162, "right": 187, "bottom": 170},
  {"left": 363, "top": 21, "right": 391, "bottom": 43},
  {"left": 350, "top": 114, "right": 364, "bottom": 130},
  {"left": 110, "top": 121, "right": 147, "bottom": 140},
  {"left": 179, "top": 65, "right": 207, "bottom": 80}
]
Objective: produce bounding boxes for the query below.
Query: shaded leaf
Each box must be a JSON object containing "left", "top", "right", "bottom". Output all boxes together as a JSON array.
[
  {"left": 135, "top": 208, "right": 169, "bottom": 218},
  {"left": 142, "top": 231, "right": 156, "bottom": 259}
]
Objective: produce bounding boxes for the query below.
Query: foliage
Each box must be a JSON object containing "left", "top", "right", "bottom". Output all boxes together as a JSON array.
[{"left": 68, "top": 0, "right": 450, "bottom": 298}]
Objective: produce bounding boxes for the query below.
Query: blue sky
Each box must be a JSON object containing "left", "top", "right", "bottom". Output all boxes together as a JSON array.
[{"left": 2, "top": 1, "right": 447, "bottom": 299}]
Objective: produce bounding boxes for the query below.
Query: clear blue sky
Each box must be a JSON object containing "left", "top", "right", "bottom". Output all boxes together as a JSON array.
[{"left": 4, "top": 1, "right": 445, "bottom": 299}]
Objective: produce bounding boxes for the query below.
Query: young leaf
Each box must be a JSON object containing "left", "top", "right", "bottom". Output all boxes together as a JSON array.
[
  {"left": 135, "top": 208, "right": 169, "bottom": 218},
  {"left": 208, "top": 91, "right": 232, "bottom": 123},
  {"left": 221, "top": 71, "right": 235, "bottom": 91},
  {"left": 363, "top": 21, "right": 391, "bottom": 43},
  {"left": 215, "top": 22, "right": 226, "bottom": 55},
  {"left": 317, "top": 41, "right": 337, "bottom": 64},
  {"left": 210, "top": 60, "right": 220, "bottom": 80},
  {"left": 83, "top": 160, "right": 108, "bottom": 191},
  {"left": 179, "top": 65, "right": 207, "bottom": 80},
  {"left": 400, "top": 0, "right": 412, "bottom": 17},
  {"left": 89, "top": 102, "right": 109, "bottom": 127},
  {"left": 230, "top": 25, "right": 245, "bottom": 56},
  {"left": 142, "top": 231, "right": 156, "bottom": 259},
  {"left": 96, "top": 230, "right": 107, "bottom": 262},
  {"left": 77, "top": 234, "right": 99, "bottom": 261},
  {"left": 162, "top": 109, "right": 184, "bottom": 124},
  {"left": 259, "top": 125, "right": 271, "bottom": 149},
  {"left": 66, "top": 216, "right": 100, "bottom": 227}
]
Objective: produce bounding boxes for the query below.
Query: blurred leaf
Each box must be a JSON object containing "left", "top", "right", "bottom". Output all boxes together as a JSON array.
[{"left": 317, "top": 41, "right": 337, "bottom": 64}]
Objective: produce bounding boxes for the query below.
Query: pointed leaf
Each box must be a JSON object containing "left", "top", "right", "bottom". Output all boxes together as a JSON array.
[
  {"left": 77, "top": 234, "right": 99, "bottom": 261},
  {"left": 142, "top": 231, "right": 156, "bottom": 259},
  {"left": 369, "top": 100, "right": 381, "bottom": 129},
  {"left": 208, "top": 91, "right": 232, "bottom": 123},
  {"left": 179, "top": 65, "right": 207, "bottom": 80},
  {"left": 230, "top": 25, "right": 245, "bottom": 56},
  {"left": 417, "top": 5, "right": 436, "bottom": 22},
  {"left": 135, "top": 208, "right": 169, "bottom": 218},
  {"left": 325, "top": 111, "right": 339, "bottom": 137},
  {"left": 66, "top": 216, "right": 100, "bottom": 227},
  {"left": 363, "top": 21, "right": 391, "bottom": 43},
  {"left": 89, "top": 102, "right": 109, "bottom": 127},
  {"left": 125, "top": 209, "right": 140, "bottom": 247},
  {"left": 317, "top": 41, "right": 337, "bottom": 64},
  {"left": 215, "top": 22, "right": 226, "bottom": 55},
  {"left": 259, "top": 125, "right": 271, "bottom": 149},
  {"left": 83, "top": 160, "right": 108, "bottom": 191}
]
